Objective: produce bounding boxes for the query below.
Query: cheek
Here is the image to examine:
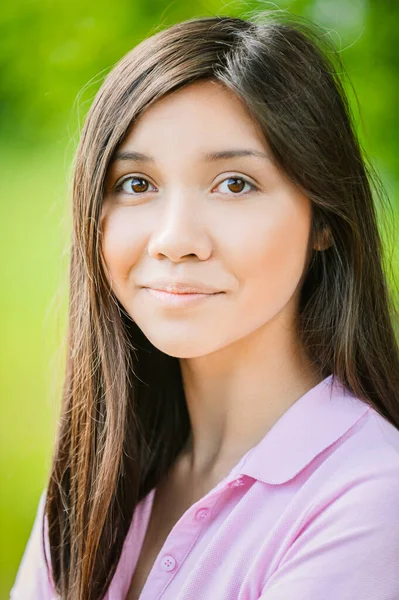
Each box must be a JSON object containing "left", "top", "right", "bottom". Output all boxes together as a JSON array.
[
  {"left": 232, "top": 198, "right": 311, "bottom": 311},
  {"left": 100, "top": 209, "right": 142, "bottom": 284}
]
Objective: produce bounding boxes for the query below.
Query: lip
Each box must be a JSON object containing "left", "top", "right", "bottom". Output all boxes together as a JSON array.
[
  {"left": 141, "top": 279, "right": 222, "bottom": 294},
  {"left": 144, "top": 288, "right": 222, "bottom": 307}
]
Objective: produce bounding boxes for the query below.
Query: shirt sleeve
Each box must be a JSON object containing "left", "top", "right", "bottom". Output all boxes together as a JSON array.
[
  {"left": 258, "top": 467, "right": 399, "bottom": 600},
  {"left": 9, "top": 489, "right": 57, "bottom": 599}
]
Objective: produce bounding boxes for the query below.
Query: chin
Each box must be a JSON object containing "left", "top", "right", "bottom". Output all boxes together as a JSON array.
[
  {"left": 152, "top": 340, "right": 215, "bottom": 359},
  {"left": 140, "top": 329, "right": 224, "bottom": 359}
]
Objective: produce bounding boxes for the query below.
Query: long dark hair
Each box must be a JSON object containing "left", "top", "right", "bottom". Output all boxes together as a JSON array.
[{"left": 44, "top": 10, "right": 399, "bottom": 599}]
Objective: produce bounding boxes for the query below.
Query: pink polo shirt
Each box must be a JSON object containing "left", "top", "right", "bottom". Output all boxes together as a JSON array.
[{"left": 10, "top": 374, "right": 399, "bottom": 599}]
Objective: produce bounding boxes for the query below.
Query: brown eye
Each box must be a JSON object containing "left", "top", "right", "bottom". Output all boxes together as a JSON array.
[
  {"left": 128, "top": 177, "right": 149, "bottom": 193},
  {"left": 227, "top": 177, "right": 246, "bottom": 193},
  {"left": 216, "top": 176, "right": 257, "bottom": 196},
  {"left": 116, "top": 176, "right": 155, "bottom": 195}
]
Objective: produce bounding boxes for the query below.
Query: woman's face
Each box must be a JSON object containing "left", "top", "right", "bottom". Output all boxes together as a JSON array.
[{"left": 101, "top": 79, "right": 313, "bottom": 358}]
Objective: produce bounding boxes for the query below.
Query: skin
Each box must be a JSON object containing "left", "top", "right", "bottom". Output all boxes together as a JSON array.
[{"left": 100, "top": 79, "right": 325, "bottom": 483}]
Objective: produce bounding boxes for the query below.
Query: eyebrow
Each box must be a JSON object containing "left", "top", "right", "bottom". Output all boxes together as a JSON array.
[{"left": 111, "top": 148, "right": 272, "bottom": 164}]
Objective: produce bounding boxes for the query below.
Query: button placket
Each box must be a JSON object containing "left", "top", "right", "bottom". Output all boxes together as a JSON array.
[
  {"left": 140, "top": 475, "right": 251, "bottom": 599},
  {"left": 151, "top": 493, "right": 219, "bottom": 593}
]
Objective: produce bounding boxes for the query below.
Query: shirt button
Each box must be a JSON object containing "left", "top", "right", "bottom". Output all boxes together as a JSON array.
[
  {"left": 228, "top": 476, "right": 245, "bottom": 488},
  {"left": 160, "top": 555, "right": 176, "bottom": 571},
  {"left": 195, "top": 507, "right": 210, "bottom": 522}
]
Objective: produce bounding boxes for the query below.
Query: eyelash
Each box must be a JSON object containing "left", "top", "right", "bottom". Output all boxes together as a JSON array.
[{"left": 113, "top": 174, "right": 259, "bottom": 197}]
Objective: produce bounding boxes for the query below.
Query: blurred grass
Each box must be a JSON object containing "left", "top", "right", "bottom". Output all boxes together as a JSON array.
[
  {"left": 1, "top": 0, "right": 398, "bottom": 597},
  {"left": 0, "top": 143, "right": 70, "bottom": 598}
]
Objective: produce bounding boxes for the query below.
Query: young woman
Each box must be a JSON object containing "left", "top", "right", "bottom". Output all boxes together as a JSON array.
[{"left": 10, "top": 11, "right": 399, "bottom": 600}]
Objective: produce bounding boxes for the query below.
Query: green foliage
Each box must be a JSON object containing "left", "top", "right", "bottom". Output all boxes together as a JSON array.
[{"left": 1, "top": 0, "right": 398, "bottom": 597}]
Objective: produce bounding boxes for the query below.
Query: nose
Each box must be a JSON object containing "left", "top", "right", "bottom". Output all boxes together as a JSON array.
[{"left": 147, "top": 191, "right": 212, "bottom": 262}]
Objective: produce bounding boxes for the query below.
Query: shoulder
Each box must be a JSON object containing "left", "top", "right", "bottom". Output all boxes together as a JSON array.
[
  {"left": 257, "top": 396, "right": 399, "bottom": 598},
  {"left": 260, "top": 411, "right": 399, "bottom": 599},
  {"left": 333, "top": 404, "right": 399, "bottom": 477},
  {"left": 304, "top": 405, "right": 399, "bottom": 528},
  {"left": 10, "top": 489, "right": 56, "bottom": 599}
]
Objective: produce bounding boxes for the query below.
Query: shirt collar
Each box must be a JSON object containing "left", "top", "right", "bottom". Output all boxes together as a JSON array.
[{"left": 239, "top": 374, "right": 371, "bottom": 485}]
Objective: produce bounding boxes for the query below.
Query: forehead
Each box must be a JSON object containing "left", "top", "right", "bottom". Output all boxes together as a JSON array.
[{"left": 115, "top": 79, "right": 270, "bottom": 158}]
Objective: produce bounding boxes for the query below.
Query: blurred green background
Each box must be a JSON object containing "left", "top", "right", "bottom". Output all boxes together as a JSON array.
[{"left": 1, "top": 0, "right": 398, "bottom": 597}]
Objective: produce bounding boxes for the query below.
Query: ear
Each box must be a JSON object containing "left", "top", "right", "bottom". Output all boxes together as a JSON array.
[{"left": 313, "top": 227, "right": 333, "bottom": 251}]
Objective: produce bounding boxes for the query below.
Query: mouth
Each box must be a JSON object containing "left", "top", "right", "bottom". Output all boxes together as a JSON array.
[{"left": 144, "top": 288, "right": 223, "bottom": 307}]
